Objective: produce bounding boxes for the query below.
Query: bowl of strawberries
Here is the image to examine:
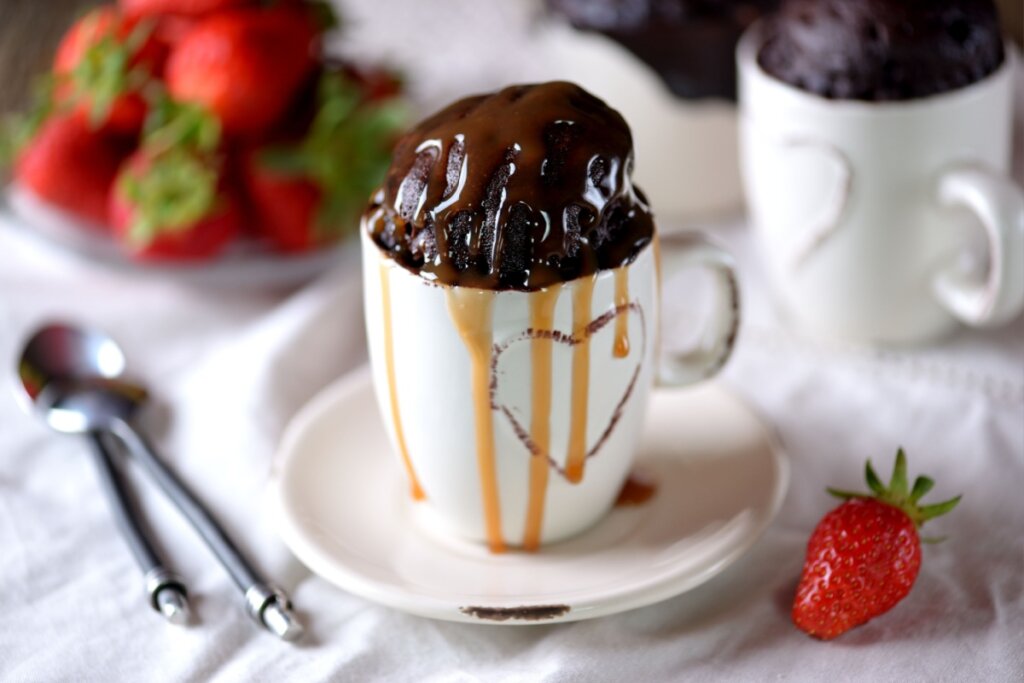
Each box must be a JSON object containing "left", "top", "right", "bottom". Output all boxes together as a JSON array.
[{"left": 1, "top": 0, "right": 407, "bottom": 286}]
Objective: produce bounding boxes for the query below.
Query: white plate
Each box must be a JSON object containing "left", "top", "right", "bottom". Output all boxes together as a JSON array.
[
  {"left": 1, "top": 183, "right": 354, "bottom": 289},
  {"left": 269, "top": 367, "right": 789, "bottom": 625}
]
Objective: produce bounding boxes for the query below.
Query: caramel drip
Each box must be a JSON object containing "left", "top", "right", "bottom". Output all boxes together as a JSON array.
[
  {"left": 565, "top": 275, "right": 596, "bottom": 484},
  {"left": 614, "top": 474, "right": 657, "bottom": 507},
  {"left": 613, "top": 267, "right": 630, "bottom": 358},
  {"left": 446, "top": 288, "right": 505, "bottom": 553},
  {"left": 379, "top": 264, "right": 425, "bottom": 501},
  {"left": 523, "top": 286, "right": 561, "bottom": 551}
]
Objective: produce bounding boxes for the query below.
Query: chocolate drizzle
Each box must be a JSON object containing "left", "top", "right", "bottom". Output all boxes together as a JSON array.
[{"left": 364, "top": 81, "right": 654, "bottom": 291}]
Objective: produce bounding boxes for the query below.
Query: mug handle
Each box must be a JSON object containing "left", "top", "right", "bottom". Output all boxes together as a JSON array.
[
  {"left": 656, "top": 233, "right": 741, "bottom": 387},
  {"left": 933, "top": 165, "right": 1024, "bottom": 327}
]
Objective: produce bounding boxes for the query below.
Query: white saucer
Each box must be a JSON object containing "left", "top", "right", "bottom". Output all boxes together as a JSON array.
[{"left": 269, "top": 367, "right": 788, "bottom": 625}]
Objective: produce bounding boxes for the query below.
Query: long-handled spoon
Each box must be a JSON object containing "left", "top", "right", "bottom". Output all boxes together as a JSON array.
[
  {"left": 17, "top": 323, "right": 303, "bottom": 640},
  {"left": 17, "top": 326, "right": 190, "bottom": 625}
]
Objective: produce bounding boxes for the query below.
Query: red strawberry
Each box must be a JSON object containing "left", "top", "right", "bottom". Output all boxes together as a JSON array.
[
  {"left": 342, "top": 64, "right": 403, "bottom": 103},
  {"left": 792, "top": 449, "right": 961, "bottom": 640},
  {"left": 110, "top": 147, "right": 240, "bottom": 261},
  {"left": 240, "top": 69, "right": 405, "bottom": 252},
  {"left": 53, "top": 6, "right": 166, "bottom": 136},
  {"left": 14, "top": 113, "right": 129, "bottom": 226},
  {"left": 165, "top": 6, "right": 318, "bottom": 138},
  {"left": 120, "top": 0, "right": 253, "bottom": 18},
  {"left": 241, "top": 154, "right": 321, "bottom": 252}
]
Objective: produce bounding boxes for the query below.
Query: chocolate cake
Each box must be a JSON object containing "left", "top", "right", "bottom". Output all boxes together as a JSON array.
[
  {"left": 364, "top": 81, "right": 654, "bottom": 291},
  {"left": 757, "top": 0, "right": 1005, "bottom": 101},
  {"left": 548, "top": 0, "right": 779, "bottom": 100}
]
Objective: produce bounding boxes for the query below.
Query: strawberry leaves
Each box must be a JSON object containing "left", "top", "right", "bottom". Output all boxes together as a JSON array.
[
  {"left": 827, "top": 448, "right": 962, "bottom": 529},
  {"left": 116, "top": 146, "right": 219, "bottom": 245},
  {"left": 116, "top": 98, "right": 225, "bottom": 245},
  {"left": 66, "top": 17, "right": 156, "bottom": 127},
  {"left": 257, "top": 69, "right": 406, "bottom": 239},
  {"left": 0, "top": 78, "right": 56, "bottom": 165}
]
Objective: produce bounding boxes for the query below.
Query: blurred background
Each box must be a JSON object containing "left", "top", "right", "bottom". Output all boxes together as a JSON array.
[{"left": 2, "top": 0, "right": 1021, "bottom": 118}]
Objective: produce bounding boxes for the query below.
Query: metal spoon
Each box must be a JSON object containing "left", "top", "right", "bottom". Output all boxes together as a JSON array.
[
  {"left": 17, "top": 323, "right": 303, "bottom": 641},
  {"left": 17, "top": 325, "right": 190, "bottom": 625}
]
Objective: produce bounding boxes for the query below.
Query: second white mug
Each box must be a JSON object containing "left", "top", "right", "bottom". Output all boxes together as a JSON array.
[{"left": 739, "top": 27, "right": 1024, "bottom": 344}]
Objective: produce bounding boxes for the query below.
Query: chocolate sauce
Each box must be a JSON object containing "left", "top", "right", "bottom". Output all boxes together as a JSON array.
[
  {"left": 548, "top": 0, "right": 779, "bottom": 101},
  {"left": 364, "top": 81, "right": 654, "bottom": 291},
  {"left": 758, "top": 0, "right": 1005, "bottom": 101}
]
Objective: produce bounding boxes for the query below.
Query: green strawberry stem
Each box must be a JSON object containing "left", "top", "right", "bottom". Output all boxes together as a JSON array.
[
  {"left": 118, "top": 146, "right": 220, "bottom": 246},
  {"left": 68, "top": 17, "right": 157, "bottom": 128},
  {"left": 0, "top": 77, "right": 56, "bottom": 165},
  {"left": 115, "top": 96, "right": 227, "bottom": 245},
  {"left": 258, "top": 69, "right": 407, "bottom": 239},
  {"left": 143, "top": 99, "right": 222, "bottom": 155},
  {"left": 827, "top": 448, "right": 962, "bottom": 528}
]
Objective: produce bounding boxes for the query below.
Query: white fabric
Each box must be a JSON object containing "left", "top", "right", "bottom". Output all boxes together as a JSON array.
[{"left": 1, "top": 1, "right": 1023, "bottom": 680}]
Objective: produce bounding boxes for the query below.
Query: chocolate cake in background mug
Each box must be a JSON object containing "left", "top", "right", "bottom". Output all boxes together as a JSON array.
[
  {"left": 739, "top": 0, "right": 1024, "bottom": 344},
  {"left": 362, "top": 81, "right": 741, "bottom": 551},
  {"left": 758, "top": 0, "right": 1005, "bottom": 100},
  {"left": 549, "top": 0, "right": 778, "bottom": 100},
  {"left": 538, "top": 0, "right": 778, "bottom": 220}
]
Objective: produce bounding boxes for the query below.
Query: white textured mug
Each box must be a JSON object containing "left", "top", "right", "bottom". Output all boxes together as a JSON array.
[
  {"left": 739, "top": 27, "right": 1024, "bottom": 343},
  {"left": 362, "top": 229, "right": 739, "bottom": 552}
]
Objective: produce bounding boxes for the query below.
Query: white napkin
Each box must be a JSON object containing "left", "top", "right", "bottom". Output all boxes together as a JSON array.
[
  {"left": 1, "top": 1, "right": 1022, "bottom": 679},
  {"left": 2, "top": 208, "right": 1022, "bottom": 681}
]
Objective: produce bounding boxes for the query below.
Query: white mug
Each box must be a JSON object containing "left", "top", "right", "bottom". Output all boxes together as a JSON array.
[
  {"left": 739, "top": 27, "right": 1024, "bottom": 344},
  {"left": 361, "top": 229, "right": 740, "bottom": 552}
]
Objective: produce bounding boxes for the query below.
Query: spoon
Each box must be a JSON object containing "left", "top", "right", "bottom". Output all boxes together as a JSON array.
[
  {"left": 17, "top": 325, "right": 190, "bottom": 625},
  {"left": 17, "top": 323, "right": 303, "bottom": 641}
]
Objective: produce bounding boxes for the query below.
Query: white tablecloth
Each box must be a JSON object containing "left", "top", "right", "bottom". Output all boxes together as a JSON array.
[{"left": 1, "top": 1, "right": 1023, "bottom": 680}]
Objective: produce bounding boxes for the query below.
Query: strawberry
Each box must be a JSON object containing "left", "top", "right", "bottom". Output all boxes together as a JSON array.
[
  {"left": 341, "top": 64, "right": 403, "bottom": 103},
  {"left": 792, "top": 449, "right": 961, "bottom": 640},
  {"left": 110, "top": 104, "right": 239, "bottom": 260},
  {"left": 120, "top": 0, "right": 253, "bottom": 18},
  {"left": 241, "top": 69, "right": 405, "bottom": 252},
  {"left": 53, "top": 6, "right": 166, "bottom": 136},
  {"left": 165, "top": 5, "right": 319, "bottom": 138},
  {"left": 14, "top": 112, "right": 129, "bottom": 226},
  {"left": 111, "top": 147, "right": 241, "bottom": 260}
]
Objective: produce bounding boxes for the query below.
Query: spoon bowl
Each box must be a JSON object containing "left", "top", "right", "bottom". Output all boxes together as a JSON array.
[{"left": 17, "top": 323, "right": 147, "bottom": 433}]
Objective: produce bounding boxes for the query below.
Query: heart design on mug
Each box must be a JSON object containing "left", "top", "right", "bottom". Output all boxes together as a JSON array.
[
  {"left": 489, "top": 302, "right": 647, "bottom": 480},
  {"left": 781, "top": 137, "right": 854, "bottom": 271}
]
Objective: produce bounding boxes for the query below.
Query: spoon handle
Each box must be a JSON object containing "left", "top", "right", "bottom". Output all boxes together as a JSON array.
[
  {"left": 110, "top": 420, "right": 302, "bottom": 641},
  {"left": 87, "top": 432, "right": 190, "bottom": 625}
]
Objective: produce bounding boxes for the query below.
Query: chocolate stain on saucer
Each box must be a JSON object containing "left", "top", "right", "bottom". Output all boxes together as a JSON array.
[{"left": 459, "top": 604, "right": 571, "bottom": 622}]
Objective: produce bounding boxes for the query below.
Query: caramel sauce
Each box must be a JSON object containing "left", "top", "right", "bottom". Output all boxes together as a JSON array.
[
  {"left": 379, "top": 263, "right": 425, "bottom": 501},
  {"left": 613, "top": 267, "right": 630, "bottom": 358},
  {"left": 523, "top": 286, "right": 561, "bottom": 550},
  {"left": 565, "top": 275, "right": 596, "bottom": 484},
  {"left": 446, "top": 287, "right": 505, "bottom": 553},
  {"left": 614, "top": 474, "right": 657, "bottom": 507}
]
